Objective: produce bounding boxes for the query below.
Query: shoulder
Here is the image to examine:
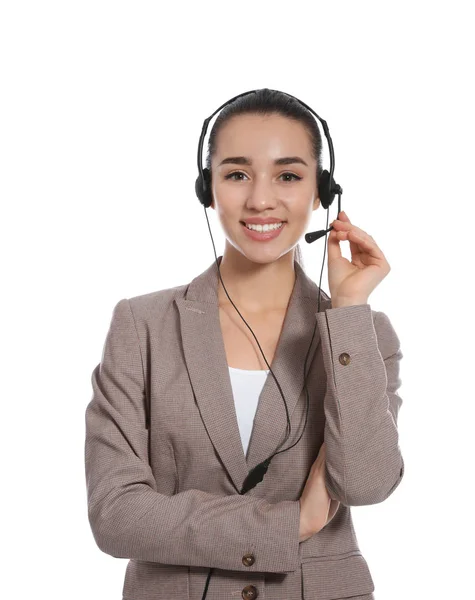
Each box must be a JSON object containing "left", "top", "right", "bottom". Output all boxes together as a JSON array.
[
  {"left": 112, "top": 281, "right": 190, "bottom": 327},
  {"left": 130, "top": 281, "right": 188, "bottom": 309}
]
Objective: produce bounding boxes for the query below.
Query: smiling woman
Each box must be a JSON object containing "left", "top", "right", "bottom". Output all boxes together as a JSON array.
[{"left": 85, "top": 88, "right": 404, "bottom": 600}]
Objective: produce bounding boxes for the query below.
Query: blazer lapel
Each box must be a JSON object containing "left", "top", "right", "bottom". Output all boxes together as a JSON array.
[{"left": 175, "top": 255, "right": 330, "bottom": 494}]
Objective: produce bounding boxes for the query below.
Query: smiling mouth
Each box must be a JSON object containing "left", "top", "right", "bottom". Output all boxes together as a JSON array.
[{"left": 239, "top": 220, "right": 287, "bottom": 227}]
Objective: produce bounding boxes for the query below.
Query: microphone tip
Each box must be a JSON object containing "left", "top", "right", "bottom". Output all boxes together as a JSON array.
[{"left": 305, "top": 227, "right": 332, "bottom": 244}]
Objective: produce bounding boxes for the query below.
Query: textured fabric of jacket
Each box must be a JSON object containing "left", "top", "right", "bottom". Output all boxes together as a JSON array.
[{"left": 84, "top": 255, "right": 404, "bottom": 600}]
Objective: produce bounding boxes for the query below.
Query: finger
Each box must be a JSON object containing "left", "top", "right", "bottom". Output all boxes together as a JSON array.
[
  {"left": 334, "top": 212, "right": 364, "bottom": 256},
  {"left": 327, "top": 228, "right": 343, "bottom": 263},
  {"left": 332, "top": 220, "right": 378, "bottom": 254},
  {"left": 336, "top": 229, "right": 385, "bottom": 261},
  {"left": 332, "top": 219, "right": 369, "bottom": 240}
]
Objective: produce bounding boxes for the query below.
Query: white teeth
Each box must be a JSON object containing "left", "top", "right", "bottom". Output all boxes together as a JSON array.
[{"left": 245, "top": 222, "right": 284, "bottom": 232}]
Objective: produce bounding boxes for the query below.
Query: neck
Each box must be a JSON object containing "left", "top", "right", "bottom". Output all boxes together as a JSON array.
[{"left": 216, "top": 246, "right": 297, "bottom": 313}]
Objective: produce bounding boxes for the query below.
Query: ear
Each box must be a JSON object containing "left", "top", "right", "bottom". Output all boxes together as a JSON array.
[{"left": 313, "top": 195, "right": 321, "bottom": 210}]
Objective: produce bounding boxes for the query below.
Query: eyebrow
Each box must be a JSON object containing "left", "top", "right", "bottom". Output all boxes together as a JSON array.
[{"left": 217, "top": 156, "right": 309, "bottom": 167}]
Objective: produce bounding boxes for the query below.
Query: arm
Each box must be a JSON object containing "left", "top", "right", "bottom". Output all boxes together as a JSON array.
[
  {"left": 85, "top": 299, "right": 301, "bottom": 573},
  {"left": 315, "top": 303, "right": 404, "bottom": 506}
]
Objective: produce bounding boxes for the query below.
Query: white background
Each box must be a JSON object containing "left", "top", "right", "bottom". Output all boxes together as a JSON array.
[{"left": 1, "top": 1, "right": 473, "bottom": 598}]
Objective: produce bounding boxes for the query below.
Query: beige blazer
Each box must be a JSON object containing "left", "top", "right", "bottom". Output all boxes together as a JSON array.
[{"left": 85, "top": 255, "right": 404, "bottom": 600}]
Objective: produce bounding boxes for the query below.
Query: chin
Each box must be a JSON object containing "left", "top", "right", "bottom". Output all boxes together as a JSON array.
[{"left": 241, "top": 247, "right": 293, "bottom": 266}]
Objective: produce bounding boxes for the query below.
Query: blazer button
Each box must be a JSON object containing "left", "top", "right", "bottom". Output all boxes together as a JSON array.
[
  {"left": 339, "top": 352, "right": 351, "bottom": 365},
  {"left": 242, "top": 584, "right": 258, "bottom": 599},
  {"left": 242, "top": 552, "right": 255, "bottom": 567}
]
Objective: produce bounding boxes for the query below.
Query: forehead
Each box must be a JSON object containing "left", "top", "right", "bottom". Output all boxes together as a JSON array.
[{"left": 213, "top": 113, "right": 313, "bottom": 158}]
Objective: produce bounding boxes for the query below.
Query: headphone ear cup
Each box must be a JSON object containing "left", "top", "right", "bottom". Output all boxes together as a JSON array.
[
  {"left": 318, "top": 169, "right": 331, "bottom": 209},
  {"left": 195, "top": 167, "right": 212, "bottom": 208},
  {"left": 318, "top": 169, "right": 339, "bottom": 210},
  {"left": 195, "top": 173, "right": 205, "bottom": 206}
]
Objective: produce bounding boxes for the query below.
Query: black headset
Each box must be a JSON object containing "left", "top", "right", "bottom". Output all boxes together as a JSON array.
[{"left": 194, "top": 88, "right": 343, "bottom": 600}]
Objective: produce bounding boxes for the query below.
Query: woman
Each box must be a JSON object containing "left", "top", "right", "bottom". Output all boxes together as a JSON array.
[{"left": 85, "top": 88, "right": 404, "bottom": 600}]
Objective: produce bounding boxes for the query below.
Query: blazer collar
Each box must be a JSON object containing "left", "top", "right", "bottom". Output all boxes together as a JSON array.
[{"left": 175, "top": 255, "right": 331, "bottom": 494}]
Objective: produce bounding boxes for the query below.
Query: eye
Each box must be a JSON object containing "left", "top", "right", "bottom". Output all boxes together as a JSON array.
[
  {"left": 224, "top": 171, "right": 302, "bottom": 182},
  {"left": 280, "top": 172, "right": 302, "bottom": 182},
  {"left": 224, "top": 171, "right": 248, "bottom": 181}
]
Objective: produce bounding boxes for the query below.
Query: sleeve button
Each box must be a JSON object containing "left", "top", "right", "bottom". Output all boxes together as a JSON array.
[
  {"left": 242, "top": 584, "right": 258, "bottom": 598},
  {"left": 339, "top": 352, "right": 351, "bottom": 365},
  {"left": 242, "top": 552, "right": 255, "bottom": 566}
]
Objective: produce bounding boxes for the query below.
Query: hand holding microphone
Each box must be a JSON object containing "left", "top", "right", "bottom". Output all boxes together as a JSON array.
[{"left": 325, "top": 210, "right": 391, "bottom": 307}]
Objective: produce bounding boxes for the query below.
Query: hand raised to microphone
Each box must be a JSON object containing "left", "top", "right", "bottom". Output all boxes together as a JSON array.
[{"left": 328, "top": 211, "right": 391, "bottom": 308}]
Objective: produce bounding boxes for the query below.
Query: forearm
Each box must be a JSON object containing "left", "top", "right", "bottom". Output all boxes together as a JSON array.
[
  {"left": 87, "top": 479, "right": 302, "bottom": 572},
  {"left": 315, "top": 304, "right": 404, "bottom": 506}
]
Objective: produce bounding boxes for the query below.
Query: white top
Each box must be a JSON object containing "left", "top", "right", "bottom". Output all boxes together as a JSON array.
[{"left": 228, "top": 366, "right": 270, "bottom": 456}]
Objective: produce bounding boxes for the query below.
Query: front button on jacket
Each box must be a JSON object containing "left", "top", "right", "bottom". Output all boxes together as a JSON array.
[
  {"left": 339, "top": 351, "right": 351, "bottom": 365},
  {"left": 242, "top": 552, "right": 255, "bottom": 566},
  {"left": 242, "top": 584, "right": 258, "bottom": 599}
]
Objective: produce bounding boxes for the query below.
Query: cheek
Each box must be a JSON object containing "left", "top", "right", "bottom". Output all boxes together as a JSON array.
[
  {"left": 214, "top": 206, "right": 241, "bottom": 239},
  {"left": 286, "top": 196, "right": 316, "bottom": 219},
  {"left": 215, "top": 202, "right": 238, "bottom": 223},
  {"left": 213, "top": 188, "right": 242, "bottom": 213},
  {"left": 213, "top": 186, "right": 246, "bottom": 218}
]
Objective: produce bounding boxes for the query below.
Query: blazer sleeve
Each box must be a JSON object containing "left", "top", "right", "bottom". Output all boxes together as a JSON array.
[
  {"left": 84, "top": 299, "right": 301, "bottom": 573},
  {"left": 315, "top": 303, "right": 404, "bottom": 506}
]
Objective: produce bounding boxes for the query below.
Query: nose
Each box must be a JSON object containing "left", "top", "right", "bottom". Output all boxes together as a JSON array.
[{"left": 245, "top": 175, "right": 278, "bottom": 212}]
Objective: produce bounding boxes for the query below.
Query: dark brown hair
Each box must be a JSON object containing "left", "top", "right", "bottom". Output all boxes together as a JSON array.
[{"left": 205, "top": 88, "right": 324, "bottom": 270}]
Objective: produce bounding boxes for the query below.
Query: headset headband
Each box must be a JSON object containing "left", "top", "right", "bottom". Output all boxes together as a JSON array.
[{"left": 195, "top": 88, "right": 340, "bottom": 210}]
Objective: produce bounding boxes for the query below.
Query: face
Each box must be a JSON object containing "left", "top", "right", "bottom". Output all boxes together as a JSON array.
[{"left": 210, "top": 113, "right": 320, "bottom": 264}]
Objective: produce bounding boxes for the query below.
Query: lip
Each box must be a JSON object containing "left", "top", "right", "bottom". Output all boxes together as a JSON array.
[{"left": 241, "top": 221, "right": 286, "bottom": 242}]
